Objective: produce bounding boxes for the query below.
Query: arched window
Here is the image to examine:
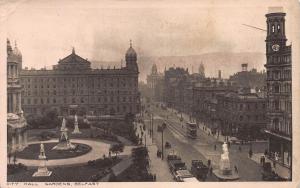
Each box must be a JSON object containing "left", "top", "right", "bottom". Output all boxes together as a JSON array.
[
  {"left": 274, "top": 84, "right": 280, "bottom": 93},
  {"left": 273, "top": 118, "right": 279, "bottom": 131},
  {"left": 274, "top": 100, "right": 279, "bottom": 110},
  {"left": 272, "top": 25, "right": 275, "bottom": 33}
]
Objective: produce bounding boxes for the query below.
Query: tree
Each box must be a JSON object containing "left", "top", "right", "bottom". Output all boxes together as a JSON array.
[
  {"left": 109, "top": 143, "right": 124, "bottom": 158},
  {"left": 13, "top": 153, "right": 17, "bottom": 165}
]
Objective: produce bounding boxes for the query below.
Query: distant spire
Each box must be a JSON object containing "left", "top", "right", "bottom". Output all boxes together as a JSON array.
[
  {"left": 72, "top": 47, "right": 75, "bottom": 54},
  {"left": 129, "top": 39, "right": 132, "bottom": 48},
  {"left": 7, "top": 38, "right": 12, "bottom": 53}
]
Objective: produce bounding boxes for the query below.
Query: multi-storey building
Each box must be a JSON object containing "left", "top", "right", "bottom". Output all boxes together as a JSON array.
[
  {"left": 163, "top": 67, "right": 189, "bottom": 108},
  {"left": 20, "top": 43, "right": 141, "bottom": 116},
  {"left": 216, "top": 92, "right": 267, "bottom": 139},
  {"left": 7, "top": 39, "right": 28, "bottom": 152},
  {"left": 264, "top": 8, "right": 292, "bottom": 175},
  {"left": 192, "top": 79, "right": 237, "bottom": 131},
  {"left": 146, "top": 64, "right": 164, "bottom": 102}
]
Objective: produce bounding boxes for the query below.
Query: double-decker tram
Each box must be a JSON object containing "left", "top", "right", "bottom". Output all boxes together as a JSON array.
[{"left": 186, "top": 122, "right": 197, "bottom": 139}]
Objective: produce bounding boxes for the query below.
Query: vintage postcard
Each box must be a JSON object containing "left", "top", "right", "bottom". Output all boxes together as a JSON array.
[{"left": 0, "top": 0, "right": 299, "bottom": 187}]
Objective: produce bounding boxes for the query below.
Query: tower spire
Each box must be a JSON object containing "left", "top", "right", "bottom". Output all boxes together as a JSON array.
[
  {"left": 72, "top": 47, "right": 75, "bottom": 54},
  {"left": 129, "top": 39, "right": 132, "bottom": 48}
]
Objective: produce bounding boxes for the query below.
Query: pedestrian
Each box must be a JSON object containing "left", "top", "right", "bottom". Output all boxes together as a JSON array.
[
  {"left": 154, "top": 174, "right": 156, "bottom": 181},
  {"left": 209, "top": 166, "right": 213, "bottom": 176},
  {"left": 207, "top": 159, "right": 211, "bottom": 167},
  {"left": 262, "top": 155, "right": 265, "bottom": 165},
  {"left": 214, "top": 144, "right": 217, "bottom": 151},
  {"left": 238, "top": 146, "right": 242, "bottom": 152},
  {"left": 249, "top": 149, "right": 253, "bottom": 158},
  {"left": 234, "top": 165, "right": 238, "bottom": 174}
]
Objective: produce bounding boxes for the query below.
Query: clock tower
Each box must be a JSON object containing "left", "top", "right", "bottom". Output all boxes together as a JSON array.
[{"left": 264, "top": 8, "right": 292, "bottom": 179}]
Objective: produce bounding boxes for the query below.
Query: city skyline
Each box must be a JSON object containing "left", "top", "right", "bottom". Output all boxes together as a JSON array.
[{"left": 1, "top": 0, "right": 295, "bottom": 81}]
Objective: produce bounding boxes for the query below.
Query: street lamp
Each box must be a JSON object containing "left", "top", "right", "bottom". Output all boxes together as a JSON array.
[{"left": 158, "top": 122, "right": 167, "bottom": 160}]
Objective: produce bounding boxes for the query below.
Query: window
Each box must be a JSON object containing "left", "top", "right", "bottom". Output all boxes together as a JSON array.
[
  {"left": 272, "top": 25, "right": 275, "bottom": 33},
  {"left": 81, "top": 97, "right": 84, "bottom": 103},
  {"left": 274, "top": 100, "right": 280, "bottom": 110},
  {"left": 53, "top": 98, "right": 56, "bottom": 103},
  {"left": 27, "top": 98, "right": 31, "bottom": 104},
  {"left": 41, "top": 98, "right": 44, "bottom": 104},
  {"left": 274, "top": 84, "right": 280, "bottom": 93}
]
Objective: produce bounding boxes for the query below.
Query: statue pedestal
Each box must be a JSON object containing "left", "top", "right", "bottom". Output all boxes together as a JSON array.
[
  {"left": 32, "top": 166, "right": 52, "bottom": 177},
  {"left": 213, "top": 142, "right": 239, "bottom": 181},
  {"left": 33, "top": 145, "right": 52, "bottom": 177},
  {"left": 52, "top": 141, "right": 76, "bottom": 150},
  {"left": 72, "top": 122, "right": 81, "bottom": 134}
]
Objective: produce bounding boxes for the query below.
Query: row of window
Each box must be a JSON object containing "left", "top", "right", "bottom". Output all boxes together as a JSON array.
[
  {"left": 267, "top": 55, "right": 291, "bottom": 64},
  {"left": 21, "top": 82, "right": 138, "bottom": 89},
  {"left": 267, "top": 100, "right": 292, "bottom": 112},
  {"left": 271, "top": 118, "right": 291, "bottom": 135},
  {"left": 267, "top": 69, "right": 291, "bottom": 80},
  {"left": 22, "top": 89, "right": 137, "bottom": 96},
  {"left": 21, "top": 77, "right": 138, "bottom": 85},
  {"left": 221, "top": 102, "right": 266, "bottom": 111},
  {"left": 22, "top": 96, "right": 140, "bottom": 105},
  {"left": 266, "top": 83, "right": 292, "bottom": 93}
]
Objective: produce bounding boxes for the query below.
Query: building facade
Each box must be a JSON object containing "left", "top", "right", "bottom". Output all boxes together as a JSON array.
[
  {"left": 216, "top": 92, "right": 267, "bottom": 139},
  {"left": 146, "top": 64, "right": 164, "bottom": 102},
  {"left": 20, "top": 44, "right": 141, "bottom": 116},
  {"left": 7, "top": 39, "right": 28, "bottom": 152},
  {"left": 192, "top": 79, "right": 237, "bottom": 132},
  {"left": 264, "top": 9, "right": 292, "bottom": 174}
]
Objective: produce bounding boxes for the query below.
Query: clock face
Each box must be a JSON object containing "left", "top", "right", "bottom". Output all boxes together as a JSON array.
[{"left": 272, "top": 44, "right": 280, "bottom": 52}]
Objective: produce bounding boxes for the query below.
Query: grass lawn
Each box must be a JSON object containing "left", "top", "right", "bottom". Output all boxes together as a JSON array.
[
  {"left": 17, "top": 143, "right": 91, "bottom": 160},
  {"left": 8, "top": 165, "right": 100, "bottom": 182},
  {"left": 8, "top": 158, "right": 123, "bottom": 182}
]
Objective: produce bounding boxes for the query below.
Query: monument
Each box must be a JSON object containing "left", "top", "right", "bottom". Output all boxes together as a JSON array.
[
  {"left": 72, "top": 114, "right": 81, "bottom": 134},
  {"left": 52, "top": 117, "right": 76, "bottom": 150},
  {"left": 32, "top": 143, "right": 52, "bottom": 177},
  {"left": 213, "top": 142, "right": 239, "bottom": 181}
]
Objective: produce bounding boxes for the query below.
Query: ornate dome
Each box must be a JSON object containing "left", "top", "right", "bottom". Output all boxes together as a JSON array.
[{"left": 125, "top": 40, "right": 137, "bottom": 61}]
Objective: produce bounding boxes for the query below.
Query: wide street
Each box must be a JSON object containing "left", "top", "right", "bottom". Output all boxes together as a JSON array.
[{"left": 141, "top": 102, "right": 268, "bottom": 181}]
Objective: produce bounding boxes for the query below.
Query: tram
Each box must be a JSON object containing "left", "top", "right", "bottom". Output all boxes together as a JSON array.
[{"left": 186, "top": 122, "right": 197, "bottom": 139}]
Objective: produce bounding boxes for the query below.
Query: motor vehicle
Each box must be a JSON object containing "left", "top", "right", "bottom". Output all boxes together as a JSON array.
[
  {"left": 167, "top": 151, "right": 181, "bottom": 161},
  {"left": 168, "top": 159, "right": 187, "bottom": 174},
  {"left": 165, "top": 142, "right": 171, "bottom": 148},
  {"left": 174, "top": 169, "right": 198, "bottom": 182},
  {"left": 190, "top": 160, "right": 209, "bottom": 181}
]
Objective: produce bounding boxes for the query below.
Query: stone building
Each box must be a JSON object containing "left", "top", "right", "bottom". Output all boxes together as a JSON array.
[
  {"left": 20, "top": 43, "right": 141, "bottom": 116},
  {"left": 192, "top": 79, "right": 237, "bottom": 131},
  {"left": 163, "top": 67, "right": 189, "bottom": 108},
  {"left": 264, "top": 8, "right": 292, "bottom": 175},
  {"left": 146, "top": 64, "right": 164, "bottom": 102},
  {"left": 229, "top": 63, "right": 266, "bottom": 91},
  {"left": 216, "top": 92, "right": 267, "bottom": 139},
  {"left": 7, "top": 39, "right": 28, "bottom": 152}
]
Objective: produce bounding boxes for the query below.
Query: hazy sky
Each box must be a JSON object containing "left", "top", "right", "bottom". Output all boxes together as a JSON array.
[{"left": 0, "top": 0, "right": 296, "bottom": 72}]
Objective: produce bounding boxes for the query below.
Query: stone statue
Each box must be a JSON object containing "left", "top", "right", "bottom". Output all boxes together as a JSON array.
[
  {"left": 72, "top": 114, "right": 81, "bottom": 134},
  {"left": 33, "top": 142, "right": 52, "bottom": 177}
]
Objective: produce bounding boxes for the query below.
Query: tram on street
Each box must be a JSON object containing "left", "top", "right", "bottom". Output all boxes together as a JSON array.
[{"left": 186, "top": 122, "right": 197, "bottom": 139}]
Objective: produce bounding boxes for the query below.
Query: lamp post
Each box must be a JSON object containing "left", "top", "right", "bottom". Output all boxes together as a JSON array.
[{"left": 161, "top": 122, "right": 167, "bottom": 160}]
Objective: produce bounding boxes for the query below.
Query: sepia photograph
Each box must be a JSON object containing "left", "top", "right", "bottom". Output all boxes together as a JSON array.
[{"left": 1, "top": 0, "right": 300, "bottom": 186}]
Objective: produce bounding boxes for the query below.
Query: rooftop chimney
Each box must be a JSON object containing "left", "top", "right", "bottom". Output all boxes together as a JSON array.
[
  {"left": 218, "top": 70, "right": 222, "bottom": 79},
  {"left": 242, "top": 63, "right": 248, "bottom": 72}
]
